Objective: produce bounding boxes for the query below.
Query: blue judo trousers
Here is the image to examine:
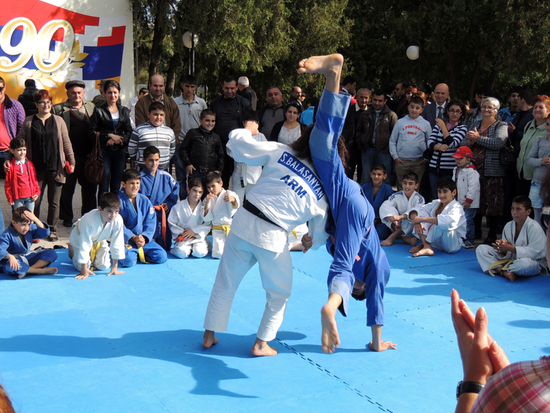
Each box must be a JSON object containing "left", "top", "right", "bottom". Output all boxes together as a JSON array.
[{"left": 309, "top": 90, "right": 390, "bottom": 326}]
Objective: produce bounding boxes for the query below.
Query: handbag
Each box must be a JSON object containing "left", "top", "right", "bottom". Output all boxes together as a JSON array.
[
  {"left": 499, "top": 137, "right": 516, "bottom": 167},
  {"left": 84, "top": 133, "right": 105, "bottom": 185}
]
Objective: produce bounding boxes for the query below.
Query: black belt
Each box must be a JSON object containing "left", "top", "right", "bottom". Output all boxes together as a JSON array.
[{"left": 243, "top": 200, "right": 281, "bottom": 228}]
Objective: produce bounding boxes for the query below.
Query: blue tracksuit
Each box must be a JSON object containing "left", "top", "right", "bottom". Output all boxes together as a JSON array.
[
  {"left": 309, "top": 90, "right": 391, "bottom": 326},
  {"left": 362, "top": 181, "right": 394, "bottom": 240},
  {"left": 118, "top": 190, "right": 167, "bottom": 267}
]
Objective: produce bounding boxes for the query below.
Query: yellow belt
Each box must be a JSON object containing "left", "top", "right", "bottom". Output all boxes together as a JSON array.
[
  {"left": 90, "top": 242, "right": 101, "bottom": 270},
  {"left": 126, "top": 244, "right": 148, "bottom": 263},
  {"left": 212, "top": 225, "right": 231, "bottom": 236},
  {"left": 488, "top": 258, "right": 513, "bottom": 277},
  {"left": 291, "top": 229, "right": 298, "bottom": 239}
]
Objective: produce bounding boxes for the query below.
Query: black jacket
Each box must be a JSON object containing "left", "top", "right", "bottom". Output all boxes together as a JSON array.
[
  {"left": 88, "top": 103, "right": 132, "bottom": 151},
  {"left": 179, "top": 127, "right": 224, "bottom": 172}
]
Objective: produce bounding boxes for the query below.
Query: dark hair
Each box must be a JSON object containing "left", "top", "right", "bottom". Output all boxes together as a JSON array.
[
  {"left": 33, "top": 89, "right": 52, "bottom": 103},
  {"left": 181, "top": 75, "right": 197, "bottom": 85},
  {"left": 187, "top": 177, "right": 204, "bottom": 190},
  {"left": 509, "top": 86, "right": 523, "bottom": 95},
  {"left": 402, "top": 172, "right": 419, "bottom": 183},
  {"left": 122, "top": 168, "right": 141, "bottom": 183},
  {"left": 266, "top": 86, "right": 281, "bottom": 95},
  {"left": 98, "top": 192, "right": 121, "bottom": 210},
  {"left": 371, "top": 163, "right": 387, "bottom": 173},
  {"left": 148, "top": 102, "right": 165, "bottom": 113},
  {"left": 205, "top": 171, "right": 222, "bottom": 186},
  {"left": 342, "top": 75, "right": 356, "bottom": 86},
  {"left": 242, "top": 110, "right": 259, "bottom": 124},
  {"left": 103, "top": 80, "right": 121, "bottom": 93},
  {"left": 476, "top": 86, "right": 493, "bottom": 97},
  {"left": 285, "top": 101, "right": 303, "bottom": 116},
  {"left": 372, "top": 89, "right": 386, "bottom": 98},
  {"left": 445, "top": 99, "right": 467, "bottom": 122},
  {"left": 9, "top": 137, "right": 26, "bottom": 150},
  {"left": 143, "top": 146, "right": 160, "bottom": 160},
  {"left": 24, "top": 79, "right": 36, "bottom": 88},
  {"left": 290, "top": 125, "right": 347, "bottom": 169},
  {"left": 138, "top": 88, "right": 149, "bottom": 96},
  {"left": 512, "top": 195, "right": 532, "bottom": 211},
  {"left": 200, "top": 109, "right": 215, "bottom": 120},
  {"left": 408, "top": 95, "right": 425, "bottom": 107},
  {"left": 12, "top": 206, "right": 31, "bottom": 223},
  {"left": 309, "top": 96, "right": 320, "bottom": 107},
  {"left": 519, "top": 89, "right": 537, "bottom": 106},
  {"left": 223, "top": 75, "right": 237, "bottom": 85},
  {"left": 436, "top": 176, "right": 456, "bottom": 192}
]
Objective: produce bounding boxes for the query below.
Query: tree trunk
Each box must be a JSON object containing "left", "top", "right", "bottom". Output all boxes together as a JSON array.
[
  {"left": 166, "top": 52, "right": 181, "bottom": 98},
  {"left": 147, "top": 0, "right": 168, "bottom": 79}
]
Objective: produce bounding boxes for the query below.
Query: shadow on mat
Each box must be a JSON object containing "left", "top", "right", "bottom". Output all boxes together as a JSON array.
[{"left": 0, "top": 329, "right": 309, "bottom": 398}]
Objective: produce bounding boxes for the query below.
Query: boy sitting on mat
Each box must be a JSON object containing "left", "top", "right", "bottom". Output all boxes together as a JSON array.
[
  {"left": 69, "top": 192, "right": 125, "bottom": 279},
  {"left": 476, "top": 196, "right": 547, "bottom": 282},
  {"left": 118, "top": 169, "right": 167, "bottom": 267}
]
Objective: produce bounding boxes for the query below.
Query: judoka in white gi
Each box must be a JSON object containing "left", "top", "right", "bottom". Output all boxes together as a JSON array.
[
  {"left": 139, "top": 146, "right": 179, "bottom": 251},
  {"left": 409, "top": 176, "right": 466, "bottom": 256},
  {"left": 118, "top": 169, "right": 167, "bottom": 267},
  {"left": 0, "top": 207, "right": 57, "bottom": 278},
  {"left": 476, "top": 196, "right": 548, "bottom": 282},
  {"left": 379, "top": 172, "right": 425, "bottom": 246},
  {"left": 202, "top": 125, "right": 329, "bottom": 357},
  {"left": 68, "top": 192, "right": 126, "bottom": 279},
  {"left": 202, "top": 172, "right": 240, "bottom": 259},
  {"left": 168, "top": 177, "right": 211, "bottom": 258}
]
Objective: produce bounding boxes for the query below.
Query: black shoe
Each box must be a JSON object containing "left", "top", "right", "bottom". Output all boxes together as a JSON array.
[
  {"left": 483, "top": 237, "right": 496, "bottom": 245},
  {"left": 63, "top": 220, "right": 72, "bottom": 227}
]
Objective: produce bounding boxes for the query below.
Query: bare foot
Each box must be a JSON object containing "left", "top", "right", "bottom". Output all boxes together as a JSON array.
[
  {"left": 381, "top": 237, "right": 395, "bottom": 246},
  {"left": 409, "top": 244, "right": 423, "bottom": 254},
  {"left": 297, "top": 54, "right": 344, "bottom": 75},
  {"left": 202, "top": 330, "right": 219, "bottom": 349},
  {"left": 369, "top": 340, "right": 398, "bottom": 352},
  {"left": 250, "top": 338, "right": 278, "bottom": 357},
  {"left": 321, "top": 303, "right": 340, "bottom": 353},
  {"left": 502, "top": 271, "right": 516, "bottom": 282},
  {"left": 413, "top": 248, "right": 435, "bottom": 257},
  {"left": 402, "top": 235, "right": 417, "bottom": 246},
  {"left": 17, "top": 273, "right": 27, "bottom": 279},
  {"left": 28, "top": 267, "right": 58, "bottom": 275}
]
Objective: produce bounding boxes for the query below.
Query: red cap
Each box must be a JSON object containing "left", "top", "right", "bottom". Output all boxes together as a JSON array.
[{"left": 452, "top": 146, "right": 473, "bottom": 159}]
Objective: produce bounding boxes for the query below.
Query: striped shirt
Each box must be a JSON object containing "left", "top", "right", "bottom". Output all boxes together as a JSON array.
[
  {"left": 427, "top": 123, "right": 468, "bottom": 172},
  {"left": 128, "top": 122, "right": 176, "bottom": 170}
]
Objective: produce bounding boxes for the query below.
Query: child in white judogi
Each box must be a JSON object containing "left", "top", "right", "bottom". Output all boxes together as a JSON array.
[
  {"left": 409, "top": 177, "right": 466, "bottom": 257},
  {"left": 476, "top": 196, "right": 548, "bottom": 282},
  {"left": 379, "top": 172, "right": 424, "bottom": 246},
  {"left": 168, "top": 177, "right": 211, "bottom": 258},
  {"left": 203, "top": 172, "right": 240, "bottom": 259},
  {"left": 68, "top": 193, "right": 126, "bottom": 279}
]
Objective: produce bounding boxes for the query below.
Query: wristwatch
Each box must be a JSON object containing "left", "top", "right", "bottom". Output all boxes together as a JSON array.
[{"left": 456, "top": 381, "right": 484, "bottom": 400}]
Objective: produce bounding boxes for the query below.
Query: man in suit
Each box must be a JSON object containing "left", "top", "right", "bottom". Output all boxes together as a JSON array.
[{"left": 423, "top": 83, "right": 449, "bottom": 129}]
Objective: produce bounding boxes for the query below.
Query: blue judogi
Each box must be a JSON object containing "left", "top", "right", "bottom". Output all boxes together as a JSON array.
[
  {"left": 309, "top": 90, "right": 391, "bottom": 326},
  {"left": 118, "top": 190, "right": 167, "bottom": 267},
  {"left": 139, "top": 169, "right": 179, "bottom": 250},
  {"left": 0, "top": 223, "right": 57, "bottom": 277},
  {"left": 362, "top": 181, "right": 394, "bottom": 240}
]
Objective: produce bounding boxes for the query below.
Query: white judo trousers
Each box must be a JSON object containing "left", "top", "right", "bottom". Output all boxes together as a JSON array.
[
  {"left": 476, "top": 245, "right": 544, "bottom": 276},
  {"left": 203, "top": 231, "right": 292, "bottom": 342}
]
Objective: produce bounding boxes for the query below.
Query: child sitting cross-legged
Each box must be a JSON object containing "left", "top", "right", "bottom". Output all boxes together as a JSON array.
[
  {"left": 0, "top": 207, "right": 58, "bottom": 278},
  {"left": 476, "top": 196, "right": 548, "bottom": 282},
  {"left": 203, "top": 171, "right": 240, "bottom": 259},
  {"left": 361, "top": 164, "right": 394, "bottom": 241},
  {"left": 379, "top": 172, "right": 424, "bottom": 246},
  {"left": 168, "top": 177, "right": 211, "bottom": 258},
  {"left": 409, "top": 176, "right": 466, "bottom": 257},
  {"left": 118, "top": 169, "right": 168, "bottom": 267}
]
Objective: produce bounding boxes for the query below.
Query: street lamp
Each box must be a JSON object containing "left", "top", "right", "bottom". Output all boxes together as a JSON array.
[{"left": 183, "top": 31, "right": 199, "bottom": 76}]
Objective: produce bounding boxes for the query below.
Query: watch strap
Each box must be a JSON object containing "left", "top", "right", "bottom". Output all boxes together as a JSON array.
[{"left": 456, "top": 381, "right": 484, "bottom": 399}]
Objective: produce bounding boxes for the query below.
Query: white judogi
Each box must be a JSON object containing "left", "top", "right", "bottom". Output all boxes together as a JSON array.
[
  {"left": 168, "top": 198, "right": 211, "bottom": 258},
  {"left": 227, "top": 132, "right": 267, "bottom": 202},
  {"left": 69, "top": 209, "right": 126, "bottom": 271},
  {"left": 287, "top": 223, "right": 308, "bottom": 248},
  {"left": 380, "top": 190, "right": 425, "bottom": 236},
  {"left": 410, "top": 199, "right": 466, "bottom": 253},
  {"left": 204, "top": 128, "right": 328, "bottom": 342},
  {"left": 203, "top": 188, "right": 240, "bottom": 259},
  {"left": 476, "top": 217, "right": 548, "bottom": 276}
]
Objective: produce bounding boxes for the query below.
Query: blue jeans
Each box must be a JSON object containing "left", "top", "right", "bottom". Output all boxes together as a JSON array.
[
  {"left": 13, "top": 197, "right": 35, "bottom": 212},
  {"left": 464, "top": 207, "right": 477, "bottom": 243},
  {"left": 99, "top": 148, "right": 127, "bottom": 199},
  {"left": 360, "top": 148, "right": 392, "bottom": 185}
]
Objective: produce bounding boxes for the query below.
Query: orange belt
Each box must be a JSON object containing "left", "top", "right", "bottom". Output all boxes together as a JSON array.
[{"left": 153, "top": 204, "right": 167, "bottom": 247}]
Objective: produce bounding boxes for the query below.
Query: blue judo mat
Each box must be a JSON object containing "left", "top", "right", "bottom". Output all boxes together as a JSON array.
[{"left": 1, "top": 241, "right": 549, "bottom": 413}]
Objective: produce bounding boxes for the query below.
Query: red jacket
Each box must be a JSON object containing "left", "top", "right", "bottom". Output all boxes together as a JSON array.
[{"left": 5, "top": 158, "right": 40, "bottom": 203}]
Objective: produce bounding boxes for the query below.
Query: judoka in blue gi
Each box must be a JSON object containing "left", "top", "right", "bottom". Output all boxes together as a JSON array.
[
  {"left": 0, "top": 207, "right": 58, "bottom": 278},
  {"left": 298, "top": 54, "right": 396, "bottom": 353},
  {"left": 139, "top": 146, "right": 179, "bottom": 251},
  {"left": 118, "top": 169, "right": 168, "bottom": 267},
  {"left": 361, "top": 164, "right": 394, "bottom": 241}
]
